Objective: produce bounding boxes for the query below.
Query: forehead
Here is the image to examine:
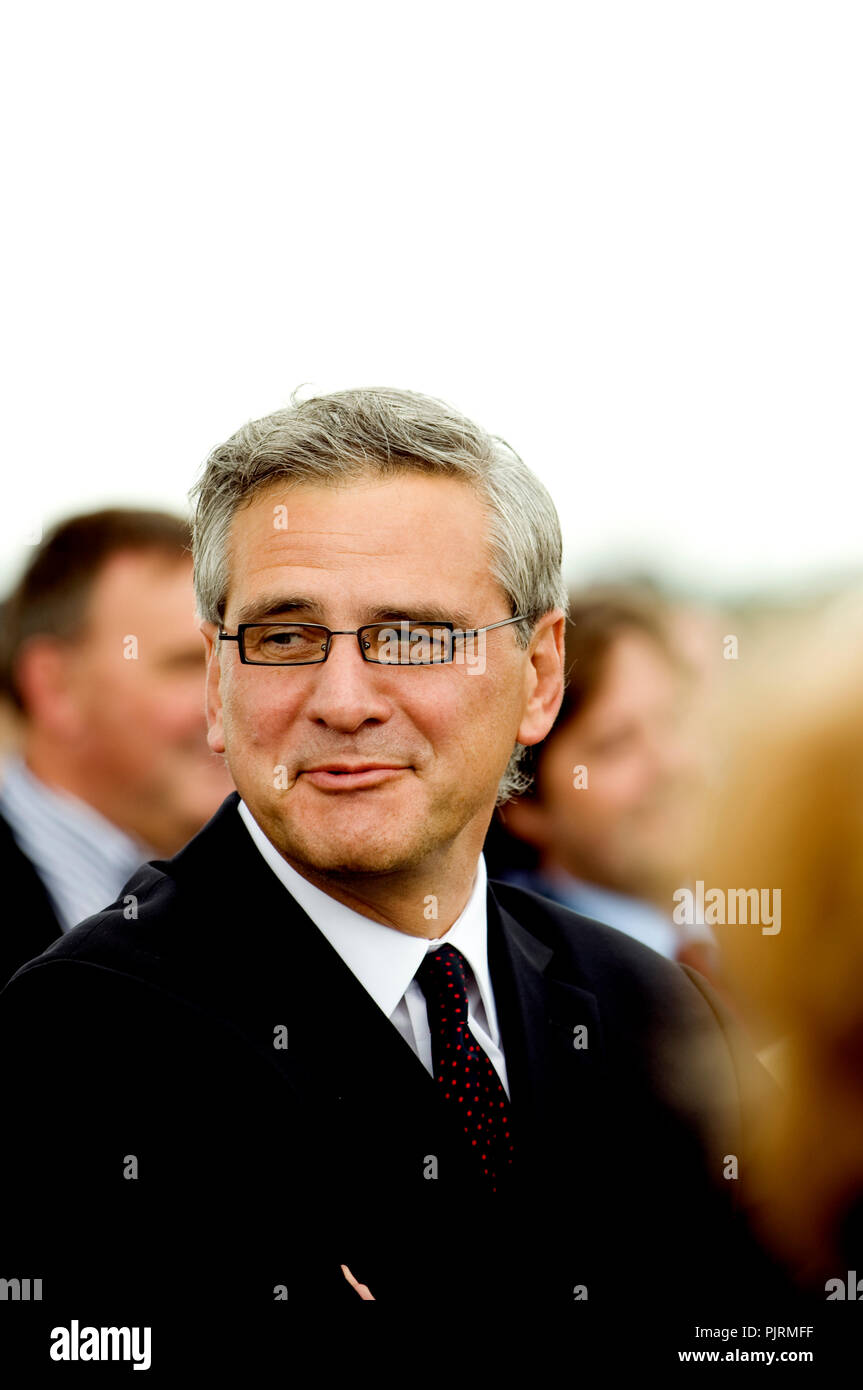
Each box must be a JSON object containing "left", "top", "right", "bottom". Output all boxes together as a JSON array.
[
  {"left": 224, "top": 473, "right": 501, "bottom": 616},
  {"left": 601, "top": 629, "right": 677, "bottom": 692},
  {"left": 576, "top": 630, "right": 681, "bottom": 729},
  {"left": 86, "top": 551, "right": 194, "bottom": 626}
]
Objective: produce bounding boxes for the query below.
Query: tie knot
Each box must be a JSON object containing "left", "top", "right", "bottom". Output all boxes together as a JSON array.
[{"left": 414, "top": 944, "right": 470, "bottom": 1003}]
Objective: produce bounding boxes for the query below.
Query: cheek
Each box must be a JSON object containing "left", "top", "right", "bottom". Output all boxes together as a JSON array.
[
  {"left": 425, "top": 677, "right": 502, "bottom": 766},
  {"left": 587, "top": 758, "right": 651, "bottom": 818},
  {"left": 607, "top": 756, "right": 651, "bottom": 801},
  {"left": 542, "top": 740, "right": 585, "bottom": 809},
  {"left": 417, "top": 680, "right": 462, "bottom": 735},
  {"left": 84, "top": 669, "right": 148, "bottom": 736},
  {"left": 547, "top": 749, "right": 619, "bottom": 832},
  {"left": 126, "top": 682, "right": 197, "bottom": 742},
  {"left": 221, "top": 673, "right": 298, "bottom": 747}
]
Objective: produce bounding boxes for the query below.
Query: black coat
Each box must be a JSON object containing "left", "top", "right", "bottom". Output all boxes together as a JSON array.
[{"left": 0, "top": 792, "right": 809, "bottom": 1361}]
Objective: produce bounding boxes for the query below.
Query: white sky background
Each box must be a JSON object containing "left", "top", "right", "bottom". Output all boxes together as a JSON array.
[{"left": 1, "top": 1, "right": 860, "bottom": 602}]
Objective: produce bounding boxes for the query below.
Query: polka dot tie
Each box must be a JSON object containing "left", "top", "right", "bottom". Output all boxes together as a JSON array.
[{"left": 415, "top": 944, "right": 514, "bottom": 1192}]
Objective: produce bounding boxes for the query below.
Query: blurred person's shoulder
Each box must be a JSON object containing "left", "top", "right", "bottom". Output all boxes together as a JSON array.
[
  {"left": 491, "top": 873, "right": 697, "bottom": 996},
  {"left": 489, "top": 875, "right": 759, "bottom": 1062},
  {"left": 0, "top": 792, "right": 244, "bottom": 1006}
]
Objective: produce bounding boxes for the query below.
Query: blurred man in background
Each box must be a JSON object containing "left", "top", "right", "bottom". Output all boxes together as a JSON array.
[
  {"left": 493, "top": 586, "right": 716, "bottom": 970},
  {"left": 0, "top": 508, "right": 234, "bottom": 984}
]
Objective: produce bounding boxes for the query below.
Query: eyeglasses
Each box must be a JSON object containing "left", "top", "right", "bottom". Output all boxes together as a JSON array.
[{"left": 218, "top": 615, "right": 528, "bottom": 665}]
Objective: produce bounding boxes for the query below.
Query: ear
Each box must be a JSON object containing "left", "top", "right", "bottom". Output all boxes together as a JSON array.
[
  {"left": 201, "top": 621, "right": 226, "bottom": 755},
  {"left": 14, "top": 636, "right": 88, "bottom": 739},
  {"left": 516, "top": 608, "right": 566, "bottom": 749}
]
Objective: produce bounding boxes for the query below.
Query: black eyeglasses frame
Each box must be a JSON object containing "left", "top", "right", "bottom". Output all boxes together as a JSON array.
[{"left": 217, "top": 614, "right": 528, "bottom": 666}]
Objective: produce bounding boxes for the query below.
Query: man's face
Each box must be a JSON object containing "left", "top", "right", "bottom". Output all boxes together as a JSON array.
[
  {"left": 66, "top": 552, "right": 234, "bottom": 852},
  {"left": 203, "top": 473, "right": 561, "bottom": 881},
  {"left": 529, "top": 630, "right": 701, "bottom": 894}
]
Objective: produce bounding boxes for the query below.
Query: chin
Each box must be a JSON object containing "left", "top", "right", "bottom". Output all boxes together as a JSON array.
[
  {"left": 294, "top": 838, "right": 419, "bottom": 877},
  {"left": 271, "top": 805, "right": 426, "bottom": 876},
  {"left": 251, "top": 779, "right": 446, "bottom": 876}
]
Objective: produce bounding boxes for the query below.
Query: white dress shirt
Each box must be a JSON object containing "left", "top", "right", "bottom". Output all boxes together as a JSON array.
[
  {"left": 237, "top": 799, "right": 510, "bottom": 1098},
  {"left": 0, "top": 754, "right": 152, "bottom": 933}
]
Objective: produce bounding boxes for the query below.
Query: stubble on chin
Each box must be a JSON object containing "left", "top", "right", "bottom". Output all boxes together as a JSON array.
[{"left": 254, "top": 790, "right": 437, "bottom": 879}]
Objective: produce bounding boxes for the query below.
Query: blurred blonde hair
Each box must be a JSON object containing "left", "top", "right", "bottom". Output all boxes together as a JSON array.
[{"left": 691, "top": 593, "right": 863, "bottom": 1282}]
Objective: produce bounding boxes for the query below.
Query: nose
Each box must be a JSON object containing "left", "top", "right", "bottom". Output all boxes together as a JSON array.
[
  {"left": 302, "top": 631, "right": 394, "bottom": 733},
  {"left": 648, "top": 720, "right": 699, "bottom": 792}
]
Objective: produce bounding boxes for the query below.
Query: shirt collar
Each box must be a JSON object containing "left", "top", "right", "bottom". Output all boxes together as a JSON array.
[
  {"left": 236, "top": 798, "right": 492, "bottom": 1021},
  {"left": 541, "top": 866, "right": 677, "bottom": 956},
  {"left": 0, "top": 753, "right": 152, "bottom": 862}
]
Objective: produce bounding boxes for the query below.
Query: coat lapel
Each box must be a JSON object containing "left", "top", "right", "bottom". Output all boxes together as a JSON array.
[
  {"left": 487, "top": 887, "right": 602, "bottom": 1171},
  {"left": 167, "top": 794, "right": 604, "bottom": 1190},
  {"left": 170, "top": 793, "right": 440, "bottom": 1108}
]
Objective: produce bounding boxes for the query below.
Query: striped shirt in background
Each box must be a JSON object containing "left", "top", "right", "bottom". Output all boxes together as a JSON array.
[{"left": 0, "top": 754, "right": 152, "bottom": 933}]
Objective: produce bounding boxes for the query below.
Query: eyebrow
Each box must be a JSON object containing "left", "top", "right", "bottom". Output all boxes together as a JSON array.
[{"left": 232, "top": 595, "right": 477, "bottom": 629}]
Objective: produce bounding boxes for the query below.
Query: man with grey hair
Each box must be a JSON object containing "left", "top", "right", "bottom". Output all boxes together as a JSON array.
[{"left": 0, "top": 388, "right": 802, "bottom": 1362}]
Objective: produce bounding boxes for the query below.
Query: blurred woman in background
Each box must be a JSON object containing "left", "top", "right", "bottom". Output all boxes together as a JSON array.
[{"left": 693, "top": 595, "right": 863, "bottom": 1293}]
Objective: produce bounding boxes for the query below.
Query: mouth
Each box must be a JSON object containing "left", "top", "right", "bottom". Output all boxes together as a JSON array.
[{"left": 300, "top": 764, "right": 409, "bottom": 791}]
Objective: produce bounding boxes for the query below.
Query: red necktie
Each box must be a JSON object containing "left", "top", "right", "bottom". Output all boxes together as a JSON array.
[{"left": 415, "top": 944, "right": 514, "bottom": 1192}]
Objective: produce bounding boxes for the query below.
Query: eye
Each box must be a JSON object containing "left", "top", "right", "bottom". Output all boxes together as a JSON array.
[{"left": 593, "top": 730, "right": 637, "bottom": 756}]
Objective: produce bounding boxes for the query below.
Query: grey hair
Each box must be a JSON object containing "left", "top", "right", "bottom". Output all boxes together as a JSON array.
[{"left": 189, "top": 386, "right": 568, "bottom": 804}]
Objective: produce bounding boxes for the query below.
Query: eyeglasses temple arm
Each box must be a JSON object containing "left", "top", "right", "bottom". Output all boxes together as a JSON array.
[{"left": 458, "top": 614, "right": 527, "bottom": 638}]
